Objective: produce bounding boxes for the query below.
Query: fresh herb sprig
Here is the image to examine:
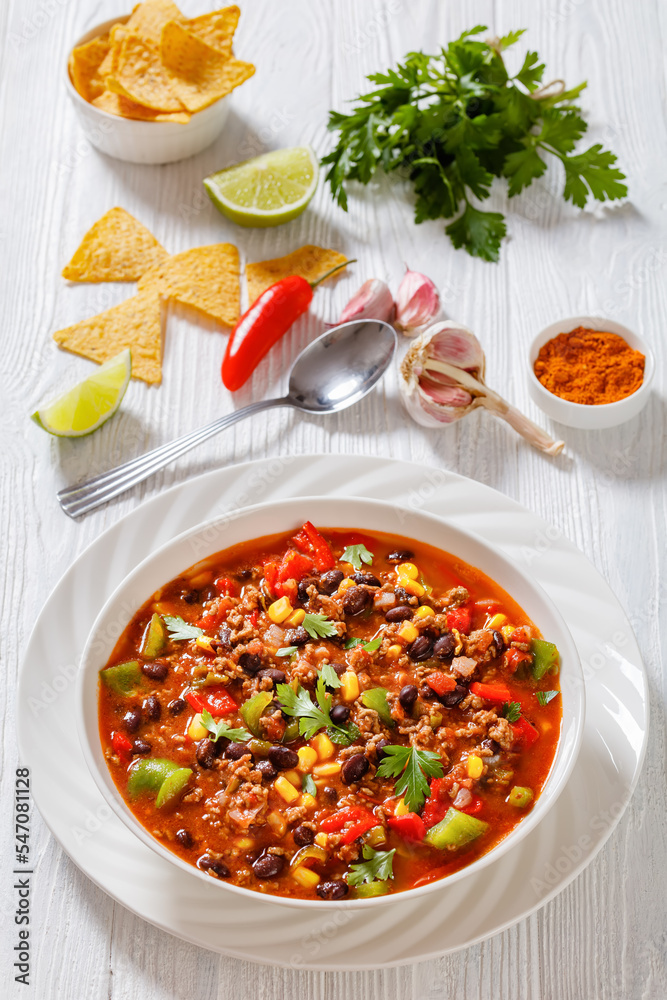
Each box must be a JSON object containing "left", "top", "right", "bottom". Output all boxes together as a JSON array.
[
  {"left": 276, "top": 668, "right": 361, "bottom": 745},
  {"left": 347, "top": 845, "right": 396, "bottom": 887},
  {"left": 201, "top": 709, "right": 250, "bottom": 744},
  {"left": 502, "top": 701, "right": 522, "bottom": 723},
  {"left": 341, "top": 543, "right": 374, "bottom": 571},
  {"left": 345, "top": 636, "right": 382, "bottom": 652},
  {"left": 323, "top": 26, "right": 627, "bottom": 261},
  {"left": 164, "top": 616, "right": 204, "bottom": 641},
  {"left": 376, "top": 745, "right": 444, "bottom": 812},
  {"left": 302, "top": 612, "right": 338, "bottom": 639},
  {"left": 536, "top": 690, "right": 559, "bottom": 706}
]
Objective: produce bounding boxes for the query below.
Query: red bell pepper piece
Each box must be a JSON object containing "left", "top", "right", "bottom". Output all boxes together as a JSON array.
[
  {"left": 320, "top": 806, "right": 373, "bottom": 833},
  {"left": 292, "top": 521, "right": 335, "bottom": 572},
  {"left": 249, "top": 609, "right": 259, "bottom": 628},
  {"left": 458, "top": 794, "right": 484, "bottom": 815},
  {"left": 112, "top": 731, "right": 133, "bottom": 758},
  {"left": 446, "top": 605, "right": 472, "bottom": 634},
  {"left": 388, "top": 812, "right": 426, "bottom": 841},
  {"left": 511, "top": 715, "right": 540, "bottom": 748},
  {"left": 424, "top": 672, "right": 457, "bottom": 696},
  {"left": 185, "top": 686, "right": 237, "bottom": 717},
  {"left": 278, "top": 548, "right": 314, "bottom": 583},
  {"left": 469, "top": 681, "right": 512, "bottom": 704},
  {"left": 421, "top": 777, "right": 450, "bottom": 829},
  {"left": 504, "top": 648, "right": 533, "bottom": 673},
  {"left": 340, "top": 815, "right": 378, "bottom": 845},
  {"left": 214, "top": 576, "right": 236, "bottom": 597},
  {"left": 194, "top": 606, "right": 228, "bottom": 630}
]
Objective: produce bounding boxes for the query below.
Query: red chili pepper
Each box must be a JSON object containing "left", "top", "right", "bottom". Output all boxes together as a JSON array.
[
  {"left": 469, "top": 681, "right": 512, "bottom": 704},
  {"left": 320, "top": 806, "right": 373, "bottom": 833},
  {"left": 340, "top": 815, "right": 378, "bottom": 845},
  {"left": 221, "top": 260, "right": 352, "bottom": 391},
  {"left": 292, "top": 521, "right": 335, "bottom": 572},
  {"left": 388, "top": 813, "right": 426, "bottom": 842},
  {"left": 214, "top": 576, "right": 236, "bottom": 597},
  {"left": 421, "top": 777, "right": 451, "bottom": 829},
  {"left": 511, "top": 715, "right": 540, "bottom": 748},
  {"left": 112, "top": 731, "right": 133, "bottom": 758},
  {"left": 458, "top": 794, "right": 484, "bottom": 815},
  {"left": 504, "top": 648, "right": 533, "bottom": 673},
  {"left": 446, "top": 605, "right": 472, "bottom": 633},
  {"left": 424, "top": 672, "right": 457, "bottom": 696},
  {"left": 185, "top": 686, "right": 237, "bottom": 717}
]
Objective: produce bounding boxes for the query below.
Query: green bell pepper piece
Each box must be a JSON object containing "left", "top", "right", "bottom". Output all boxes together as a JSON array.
[
  {"left": 508, "top": 785, "right": 534, "bottom": 808},
  {"left": 531, "top": 638, "right": 560, "bottom": 680},
  {"left": 127, "top": 758, "right": 180, "bottom": 798},
  {"left": 240, "top": 691, "right": 273, "bottom": 737},
  {"left": 141, "top": 613, "right": 167, "bottom": 660},
  {"left": 100, "top": 661, "right": 143, "bottom": 696},
  {"left": 354, "top": 881, "right": 391, "bottom": 898},
  {"left": 424, "top": 807, "right": 489, "bottom": 849},
  {"left": 282, "top": 719, "right": 300, "bottom": 743},
  {"left": 155, "top": 767, "right": 193, "bottom": 808}
]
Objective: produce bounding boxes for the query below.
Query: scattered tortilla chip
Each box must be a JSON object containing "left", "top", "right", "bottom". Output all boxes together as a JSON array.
[
  {"left": 138, "top": 244, "right": 240, "bottom": 326},
  {"left": 53, "top": 289, "right": 164, "bottom": 384},
  {"left": 247, "top": 247, "right": 349, "bottom": 304},
  {"left": 93, "top": 89, "right": 190, "bottom": 122},
  {"left": 160, "top": 21, "right": 254, "bottom": 112},
  {"left": 126, "top": 0, "right": 184, "bottom": 45},
  {"left": 107, "top": 33, "right": 185, "bottom": 112},
  {"left": 185, "top": 6, "right": 240, "bottom": 56},
  {"left": 69, "top": 34, "right": 110, "bottom": 102},
  {"left": 62, "top": 208, "right": 169, "bottom": 282},
  {"left": 98, "top": 24, "right": 128, "bottom": 78}
]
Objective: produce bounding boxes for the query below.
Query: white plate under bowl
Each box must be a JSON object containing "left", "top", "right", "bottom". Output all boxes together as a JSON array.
[
  {"left": 16, "top": 456, "right": 648, "bottom": 969},
  {"left": 77, "top": 495, "right": 584, "bottom": 910}
]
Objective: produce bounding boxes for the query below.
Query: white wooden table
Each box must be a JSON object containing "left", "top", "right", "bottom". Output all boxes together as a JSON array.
[{"left": 2, "top": 0, "right": 665, "bottom": 996}]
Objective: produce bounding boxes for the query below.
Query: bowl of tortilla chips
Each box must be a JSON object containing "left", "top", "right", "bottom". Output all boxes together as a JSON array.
[{"left": 66, "top": 2, "right": 255, "bottom": 164}]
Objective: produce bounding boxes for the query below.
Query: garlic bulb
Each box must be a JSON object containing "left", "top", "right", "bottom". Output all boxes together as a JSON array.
[
  {"left": 339, "top": 278, "right": 395, "bottom": 324},
  {"left": 400, "top": 321, "right": 564, "bottom": 455},
  {"left": 394, "top": 269, "right": 444, "bottom": 335}
]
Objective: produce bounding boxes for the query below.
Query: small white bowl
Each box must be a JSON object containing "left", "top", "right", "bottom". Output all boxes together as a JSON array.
[
  {"left": 66, "top": 17, "right": 231, "bottom": 165},
  {"left": 527, "top": 316, "right": 654, "bottom": 430},
  {"left": 77, "top": 495, "right": 584, "bottom": 910}
]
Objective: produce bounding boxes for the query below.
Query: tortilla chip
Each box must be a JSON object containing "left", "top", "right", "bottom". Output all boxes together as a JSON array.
[
  {"left": 93, "top": 89, "right": 190, "bottom": 123},
  {"left": 138, "top": 244, "right": 240, "bottom": 326},
  {"left": 247, "top": 247, "right": 349, "bottom": 304},
  {"left": 98, "top": 24, "right": 128, "bottom": 78},
  {"left": 69, "top": 34, "right": 110, "bottom": 102},
  {"left": 160, "top": 21, "right": 254, "bottom": 112},
  {"left": 107, "top": 33, "right": 185, "bottom": 112},
  {"left": 126, "top": 0, "right": 184, "bottom": 45},
  {"left": 53, "top": 290, "right": 164, "bottom": 384},
  {"left": 62, "top": 208, "right": 169, "bottom": 282},
  {"left": 185, "top": 6, "right": 240, "bottom": 56}
]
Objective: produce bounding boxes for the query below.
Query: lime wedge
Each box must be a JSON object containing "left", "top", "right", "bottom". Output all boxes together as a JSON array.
[
  {"left": 32, "top": 348, "right": 131, "bottom": 437},
  {"left": 204, "top": 146, "right": 319, "bottom": 227}
]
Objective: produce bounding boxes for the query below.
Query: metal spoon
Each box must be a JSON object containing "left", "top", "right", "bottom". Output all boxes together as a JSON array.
[{"left": 58, "top": 319, "right": 397, "bottom": 518}]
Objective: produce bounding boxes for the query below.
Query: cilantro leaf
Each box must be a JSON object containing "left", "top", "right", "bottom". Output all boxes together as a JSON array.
[
  {"left": 346, "top": 636, "right": 382, "bottom": 652},
  {"left": 503, "top": 146, "right": 547, "bottom": 197},
  {"left": 320, "top": 662, "right": 341, "bottom": 689},
  {"left": 502, "top": 701, "right": 522, "bottom": 723},
  {"left": 536, "top": 690, "right": 559, "bottom": 706},
  {"left": 498, "top": 29, "right": 526, "bottom": 50},
  {"left": 347, "top": 845, "right": 396, "bottom": 887},
  {"left": 276, "top": 669, "right": 359, "bottom": 744},
  {"left": 376, "top": 745, "right": 444, "bottom": 812},
  {"left": 302, "top": 612, "right": 338, "bottom": 640},
  {"left": 200, "top": 709, "right": 250, "bottom": 744},
  {"left": 327, "top": 723, "right": 362, "bottom": 746},
  {"left": 340, "top": 543, "right": 374, "bottom": 571},
  {"left": 513, "top": 50, "right": 545, "bottom": 92},
  {"left": 302, "top": 773, "right": 317, "bottom": 797},
  {"left": 276, "top": 646, "right": 298, "bottom": 657},
  {"left": 446, "top": 204, "right": 506, "bottom": 262},
  {"left": 560, "top": 144, "right": 628, "bottom": 208},
  {"left": 360, "top": 688, "right": 395, "bottom": 727},
  {"left": 163, "top": 616, "right": 204, "bottom": 641}
]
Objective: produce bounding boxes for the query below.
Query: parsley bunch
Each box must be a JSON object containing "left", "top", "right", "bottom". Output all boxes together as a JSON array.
[
  {"left": 323, "top": 26, "right": 627, "bottom": 261},
  {"left": 276, "top": 665, "right": 361, "bottom": 745}
]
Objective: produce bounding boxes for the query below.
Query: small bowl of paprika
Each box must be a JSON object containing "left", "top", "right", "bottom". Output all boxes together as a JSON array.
[{"left": 527, "top": 316, "right": 654, "bottom": 430}]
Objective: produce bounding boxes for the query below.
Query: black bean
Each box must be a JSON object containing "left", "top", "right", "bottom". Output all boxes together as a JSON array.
[
  {"left": 141, "top": 660, "right": 168, "bottom": 681},
  {"left": 375, "top": 738, "right": 390, "bottom": 761},
  {"left": 297, "top": 577, "right": 319, "bottom": 603},
  {"left": 225, "top": 742, "right": 252, "bottom": 761},
  {"left": 324, "top": 786, "right": 338, "bottom": 802},
  {"left": 316, "top": 879, "right": 349, "bottom": 900},
  {"left": 419, "top": 682, "right": 439, "bottom": 701},
  {"left": 200, "top": 584, "right": 218, "bottom": 602},
  {"left": 492, "top": 630, "right": 505, "bottom": 654},
  {"left": 168, "top": 697, "right": 186, "bottom": 716},
  {"left": 255, "top": 759, "right": 277, "bottom": 780},
  {"left": 175, "top": 828, "right": 192, "bottom": 848},
  {"left": 236, "top": 568, "right": 252, "bottom": 580},
  {"left": 196, "top": 738, "right": 217, "bottom": 769},
  {"left": 252, "top": 853, "right": 285, "bottom": 880},
  {"left": 217, "top": 626, "right": 232, "bottom": 648},
  {"left": 182, "top": 589, "right": 199, "bottom": 604},
  {"left": 395, "top": 586, "right": 418, "bottom": 605},
  {"left": 319, "top": 569, "right": 344, "bottom": 594},
  {"left": 143, "top": 695, "right": 161, "bottom": 722},
  {"left": 133, "top": 738, "right": 151, "bottom": 754},
  {"left": 387, "top": 550, "right": 414, "bottom": 563},
  {"left": 293, "top": 825, "right": 315, "bottom": 847},
  {"left": 268, "top": 745, "right": 299, "bottom": 770},
  {"left": 399, "top": 684, "right": 418, "bottom": 711},
  {"left": 341, "top": 754, "right": 369, "bottom": 785},
  {"left": 433, "top": 633, "right": 457, "bottom": 659},
  {"left": 199, "top": 855, "right": 230, "bottom": 878},
  {"left": 238, "top": 652, "right": 262, "bottom": 676},
  {"left": 440, "top": 683, "right": 468, "bottom": 708},
  {"left": 342, "top": 586, "right": 371, "bottom": 616},
  {"left": 284, "top": 626, "right": 309, "bottom": 646},
  {"left": 407, "top": 635, "right": 434, "bottom": 661},
  {"left": 123, "top": 707, "right": 142, "bottom": 733},
  {"left": 481, "top": 738, "right": 502, "bottom": 754},
  {"left": 330, "top": 704, "right": 350, "bottom": 725},
  {"left": 352, "top": 571, "right": 381, "bottom": 587},
  {"left": 258, "top": 668, "right": 286, "bottom": 687},
  {"left": 385, "top": 605, "right": 413, "bottom": 623}
]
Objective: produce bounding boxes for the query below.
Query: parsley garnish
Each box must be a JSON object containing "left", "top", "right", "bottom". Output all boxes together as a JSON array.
[
  {"left": 536, "top": 690, "right": 559, "bottom": 706},
  {"left": 164, "top": 616, "right": 204, "bottom": 641},
  {"left": 345, "top": 636, "right": 382, "bottom": 652},
  {"left": 302, "top": 612, "right": 338, "bottom": 639},
  {"left": 276, "top": 669, "right": 360, "bottom": 745},
  {"left": 376, "top": 745, "right": 444, "bottom": 812},
  {"left": 276, "top": 646, "right": 298, "bottom": 657},
  {"left": 360, "top": 687, "right": 394, "bottom": 727},
  {"left": 322, "top": 28, "right": 627, "bottom": 261},
  {"left": 502, "top": 701, "right": 522, "bottom": 723},
  {"left": 200, "top": 709, "right": 250, "bottom": 744},
  {"left": 319, "top": 662, "right": 341, "bottom": 689},
  {"left": 340, "top": 543, "right": 374, "bottom": 571},
  {"left": 347, "top": 845, "right": 396, "bottom": 887},
  {"left": 302, "top": 773, "right": 317, "bottom": 797}
]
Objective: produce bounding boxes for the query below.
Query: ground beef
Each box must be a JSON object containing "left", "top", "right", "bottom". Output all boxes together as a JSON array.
[
  {"left": 464, "top": 629, "right": 497, "bottom": 661},
  {"left": 488, "top": 716, "right": 514, "bottom": 750}
]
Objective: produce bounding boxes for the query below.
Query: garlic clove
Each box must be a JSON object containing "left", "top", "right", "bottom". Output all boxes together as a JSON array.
[
  {"left": 395, "top": 269, "right": 444, "bottom": 335},
  {"left": 339, "top": 278, "right": 395, "bottom": 325}
]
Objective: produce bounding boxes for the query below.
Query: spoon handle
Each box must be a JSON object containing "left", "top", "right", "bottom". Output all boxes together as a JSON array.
[{"left": 57, "top": 397, "right": 290, "bottom": 518}]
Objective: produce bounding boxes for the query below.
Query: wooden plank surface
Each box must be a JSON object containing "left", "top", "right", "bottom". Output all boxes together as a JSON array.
[{"left": 1, "top": 0, "right": 665, "bottom": 997}]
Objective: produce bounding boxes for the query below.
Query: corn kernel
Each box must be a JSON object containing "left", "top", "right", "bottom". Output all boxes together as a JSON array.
[
  {"left": 286, "top": 608, "right": 306, "bottom": 627},
  {"left": 297, "top": 746, "right": 318, "bottom": 772},
  {"left": 313, "top": 761, "right": 342, "bottom": 778},
  {"left": 299, "top": 793, "right": 317, "bottom": 809},
  {"left": 275, "top": 775, "right": 300, "bottom": 803},
  {"left": 501, "top": 624, "right": 515, "bottom": 642},
  {"left": 487, "top": 613, "right": 507, "bottom": 630},
  {"left": 400, "top": 578, "right": 425, "bottom": 597},
  {"left": 386, "top": 644, "right": 403, "bottom": 659},
  {"left": 451, "top": 628, "right": 463, "bottom": 654},
  {"left": 266, "top": 810, "right": 287, "bottom": 837},
  {"left": 337, "top": 577, "right": 355, "bottom": 593},
  {"left": 292, "top": 866, "right": 320, "bottom": 888},
  {"left": 187, "top": 713, "right": 208, "bottom": 741},
  {"left": 340, "top": 671, "right": 360, "bottom": 702},
  {"left": 195, "top": 635, "right": 217, "bottom": 654},
  {"left": 312, "top": 733, "right": 334, "bottom": 760},
  {"left": 268, "top": 596, "right": 293, "bottom": 623},
  {"left": 283, "top": 769, "right": 301, "bottom": 787},
  {"left": 415, "top": 605, "right": 435, "bottom": 619},
  {"left": 394, "top": 798, "right": 409, "bottom": 816},
  {"left": 398, "top": 621, "right": 418, "bottom": 643},
  {"left": 314, "top": 832, "right": 328, "bottom": 848},
  {"left": 235, "top": 836, "right": 255, "bottom": 850},
  {"left": 397, "top": 562, "right": 419, "bottom": 579},
  {"left": 467, "top": 754, "right": 484, "bottom": 779}
]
